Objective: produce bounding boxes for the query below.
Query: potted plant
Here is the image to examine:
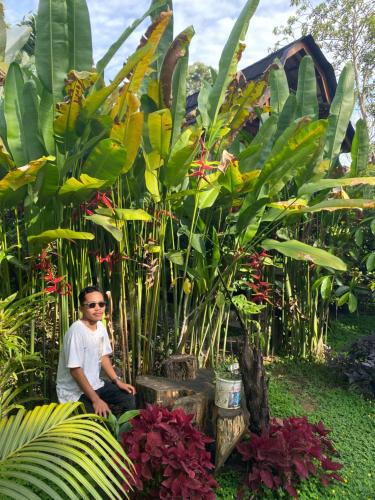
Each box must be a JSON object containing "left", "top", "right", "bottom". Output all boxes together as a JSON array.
[{"left": 214, "top": 358, "right": 243, "bottom": 410}]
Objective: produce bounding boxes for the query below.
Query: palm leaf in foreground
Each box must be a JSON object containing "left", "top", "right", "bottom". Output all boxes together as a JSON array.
[{"left": 0, "top": 402, "right": 132, "bottom": 500}]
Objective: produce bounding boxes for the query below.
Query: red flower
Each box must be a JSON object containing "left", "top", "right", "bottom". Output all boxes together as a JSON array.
[
  {"left": 189, "top": 138, "right": 219, "bottom": 181},
  {"left": 44, "top": 275, "right": 72, "bottom": 295}
]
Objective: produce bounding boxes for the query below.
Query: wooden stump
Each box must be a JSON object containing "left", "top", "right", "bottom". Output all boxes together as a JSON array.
[
  {"left": 214, "top": 407, "right": 246, "bottom": 470},
  {"left": 172, "top": 394, "right": 207, "bottom": 431},
  {"left": 161, "top": 354, "right": 198, "bottom": 380}
]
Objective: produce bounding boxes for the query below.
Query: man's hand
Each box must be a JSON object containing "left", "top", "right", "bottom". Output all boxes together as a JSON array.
[
  {"left": 92, "top": 397, "right": 111, "bottom": 417},
  {"left": 116, "top": 380, "right": 137, "bottom": 395}
]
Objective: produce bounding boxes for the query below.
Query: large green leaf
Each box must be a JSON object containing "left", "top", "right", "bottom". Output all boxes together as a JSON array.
[
  {"left": 323, "top": 63, "right": 355, "bottom": 166},
  {"left": 148, "top": 109, "right": 172, "bottom": 159},
  {"left": 96, "top": 207, "right": 153, "bottom": 222},
  {"left": 162, "top": 128, "right": 199, "bottom": 187},
  {"left": 27, "top": 228, "right": 95, "bottom": 244},
  {"left": 66, "top": 0, "right": 93, "bottom": 72},
  {"left": 169, "top": 29, "right": 194, "bottom": 147},
  {"left": 85, "top": 214, "right": 123, "bottom": 241},
  {"left": 239, "top": 115, "right": 278, "bottom": 171},
  {"left": 0, "top": 156, "right": 53, "bottom": 207},
  {"left": 206, "top": 0, "right": 259, "bottom": 125},
  {"left": 35, "top": 0, "right": 69, "bottom": 101},
  {"left": 82, "top": 138, "right": 126, "bottom": 185},
  {"left": 4, "top": 62, "right": 25, "bottom": 166},
  {"left": 350, "top": 119, "right": 369, "bottom": 176},
  {"left": 301, "top": 199, "right": 375, "bottom": 212},
  {"left": 0, "top": 4, "right": 6, "bottom": 62},
  {"left": 0, "top": 402, "right": 132, "bottom": 499},
  {"left": 269, "top": 65, "right": 289, "bottom": 115},
  {"left": 295, "top": 56, "right": 318, "bottom": 119},
  {"left": 22, "top": 80, "right": 46, "bottom": 162},
  {"left": 262, "top": 239, "right": 347, "bottom": 271},
  {"left": 58, "top": 174, "right": 107, "bottom": 203},
  {"left": 299, "top": 177, "right": 375, "bottom": 196}
]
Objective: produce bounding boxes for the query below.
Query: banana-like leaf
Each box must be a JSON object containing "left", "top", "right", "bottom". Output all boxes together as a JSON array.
[
  {"left": 82, "top": 138, "right": 126, "bottom": 185},
  {"left": 0, "top": 156, "right": 53, "bottom": 206},
  {"left": 127, "top": 11, "right": 173, "bottom": 97},
  {"left": 350, "top": 118, "right": 369, "bottom": 176},
  {"left": 301, "top": 199, "right": 375, "bottom": 212},
  {"left": 85, "top": 214, "right": 123, "bottom": 241},
  {"left": 54, "top": 70, "right": 98, "bottom": 149},
  {"left": 0, "top": 140, "right": 15, "bottom": 174},
  {"left": 162, "top": 128, "right": 199, "bottom": 187},
  {"left": 160, "top": 26, "right": 195, "bottom": 108},
  {"left": 80, "top": 11, "right": 172, "bottom": 129},
  {"left": 5, "top": 25, "right": 32, "bottom": 64},
  {"left": 148, "top": 0, "right": 173, "bottom": 81},
  {"left": 262, "top": 239, "right": 347, "bottom": 271},
  {"left": 239, "top": 114, "right": 278, "bottom": 171},
  {"left": 275, "top": 94, "right": 297, "bottom": 139},
  {"left": 35, "top": 0, "right": 69, "bottom": 101},
  {"left": 207, "top": 0, "right": 260, "bottom": 125},
  {"left": 28, "top": 229, "right": 95, "bottom": 244},
  {"left": 66, "top": 0, "right": 93, "bottom": 72},
  {"left": 0, "top": 402, "right": 132, "bottom": 499},
  {"left": 96, "top": 0, "right": 167, "bottom": 74},
  {"left": 269, "top": 64, "right": 289, "bottom": 115},
  {"left": 39, "top": 89, "right": 55, "bottom": 155},
  {"left": 58, "top": 174, "right": 107, "bottom": 203},
  {"left": 96, "top": 207, "right": 153, "bottom": 221},
  {"left": 323, "top": 63, "right": 355, "bottom": 166},
  {"left": 299, "top": 177, "right": 375, "bottom": 196},
  {"left": 218, "top": 162, "right": 243, "bottom": 193},
  {"left": 22, "top": 80, "right": 47, "bottom": 162},
  {"left": 170, "top": 34, "right": 192, "bottom": 147},
  {"left": 4, "top": 62, "right": 25, "bottom": 166},
  {"left": 148, "top": 109, "right": 172, "bottom": 159},
  {"left": 0, "top": 4, "right": 6, "bottom": 62},
  {"left": 295, "top": 56, "right": 318, "bottom": 119},
  {"left": 227, "top": 79, "right": 267, "bottom": 133}
]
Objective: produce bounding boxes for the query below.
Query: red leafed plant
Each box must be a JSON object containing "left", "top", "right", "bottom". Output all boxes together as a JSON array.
[
  {"left": 236, "top": 416, "right": 343, "bottom": 498},
  {"left": 121, "top": 404, "right": 218, "bottom": 499}
]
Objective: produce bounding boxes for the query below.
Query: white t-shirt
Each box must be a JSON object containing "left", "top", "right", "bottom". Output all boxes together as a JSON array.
[{"left": 56, "top": 320, "right": 112, "bottom": 403}]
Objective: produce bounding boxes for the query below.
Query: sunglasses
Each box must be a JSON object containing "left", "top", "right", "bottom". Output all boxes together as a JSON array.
[{"left": 83, "top": 302, "right": 106, "bottom": 309}]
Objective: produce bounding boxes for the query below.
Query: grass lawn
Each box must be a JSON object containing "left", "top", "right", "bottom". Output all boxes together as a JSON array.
[{"left": 216, "top": 314, "right": 375, "bottom": 499}]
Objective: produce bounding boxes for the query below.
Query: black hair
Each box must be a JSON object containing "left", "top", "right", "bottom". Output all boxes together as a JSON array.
[{"left": 78, "top": 285, "right": 103, "bottom": 305}]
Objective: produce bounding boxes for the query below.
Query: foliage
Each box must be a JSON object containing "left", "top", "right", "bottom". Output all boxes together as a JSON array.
[
  {"left": 329, "top": 333, "right": 375, "bottom": 396},
  {"left": 328, "top": 314, "right": 374, "bottom": 351},
  {"left": 237, "top": 416, "right": 343, "bottom": 498},
  {"left": 273, "top": 0, "right": 375, "bottom": 140},
  {"left": 0, "top": 401, "right": 133, "bottom": 499},
  {"left": 121, "top": 404, "right": 218, "bottom": 499}
]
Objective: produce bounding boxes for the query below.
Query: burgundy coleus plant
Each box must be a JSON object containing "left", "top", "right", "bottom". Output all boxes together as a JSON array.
[
  {"left": 237, "top": 416, "right": 343, "bottom": 498},
  {"left": 121, "top": 404, "right": 218, "bottom": 499}
]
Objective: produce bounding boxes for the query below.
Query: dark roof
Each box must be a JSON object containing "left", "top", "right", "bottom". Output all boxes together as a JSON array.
[{"left": 186, "top": 35, "right": 354, "bottom": 148}]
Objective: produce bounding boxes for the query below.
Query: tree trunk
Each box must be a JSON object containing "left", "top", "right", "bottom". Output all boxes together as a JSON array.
[{"left": 234, "top": 333, "right": 270, "bottom": 435}]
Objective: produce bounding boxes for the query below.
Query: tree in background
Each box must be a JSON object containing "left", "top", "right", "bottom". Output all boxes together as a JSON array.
[
  {"left": 186, "top": 61, "right": 215, "bottom": 95},
  {"left": 273, "top": 0, "right": 375, "bottom": 143}
]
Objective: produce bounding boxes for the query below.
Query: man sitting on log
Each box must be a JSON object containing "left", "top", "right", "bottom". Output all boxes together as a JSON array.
[{"left": 56, "top": 285, "right": 136, "bottom": 416}]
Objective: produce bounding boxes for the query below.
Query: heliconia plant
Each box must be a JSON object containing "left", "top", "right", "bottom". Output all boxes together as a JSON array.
[{"left": 0, "top": 0, "right": 373, "bottom": 391}]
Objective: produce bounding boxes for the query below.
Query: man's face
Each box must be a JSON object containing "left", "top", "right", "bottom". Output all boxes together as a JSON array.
[{"left": 80, "top": 291, "right": 106, "bottom": 322}]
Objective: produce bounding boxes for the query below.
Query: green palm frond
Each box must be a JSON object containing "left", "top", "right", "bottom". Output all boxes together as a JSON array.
[{"left": 0, "top": 402, "right": 133, "bottom": 499}]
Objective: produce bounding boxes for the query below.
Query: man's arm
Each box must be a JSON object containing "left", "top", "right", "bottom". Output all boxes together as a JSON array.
[
  {"left": 70, "top": 367, "right": 111, "bottom": 416},
  {"left": 101, "top": 355, "right": 136, "bottom": 394}
]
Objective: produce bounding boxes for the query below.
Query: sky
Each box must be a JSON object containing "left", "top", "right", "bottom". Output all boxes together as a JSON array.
[{"left": 3, "top": 0, "right": 296, "bottom": 77}]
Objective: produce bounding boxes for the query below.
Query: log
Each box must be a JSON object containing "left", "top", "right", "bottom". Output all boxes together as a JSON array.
[
  {"left": 214, "top": 407, "right": 246, "bottom": 470},
  {"left": 161, "top": 354, "right": 198, "bottom": 380},
  {"left": 136, "top": 375, "right": 194, "bottom": 407},
  {"left": 172, "top": 393, "right": 207, "bottom": 431}
]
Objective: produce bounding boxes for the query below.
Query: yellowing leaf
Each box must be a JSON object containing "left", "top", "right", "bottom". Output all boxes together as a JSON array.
[
  {"left": 28, "top": 229, "right": 95, "bottom": 243},
  {"left": 183, "top": 278, "right": 192, "bottom": 295}
]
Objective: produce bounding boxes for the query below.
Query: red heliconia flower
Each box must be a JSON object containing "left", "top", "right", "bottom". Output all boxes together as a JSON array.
[
  {"left": 44, "top": 276, "right": 72, "bottom": 295},
  {"left": 155, "top": 209, "right": 177, "bottom": 220},
  {"left": 97, "top": 251, "right": 115, "bottom": 271},
  {"left": 34, "top": 248, "right": 50, "bottom": 271},
  {"left": 189, "top": 138, "right": 219, "bottom": 181}
]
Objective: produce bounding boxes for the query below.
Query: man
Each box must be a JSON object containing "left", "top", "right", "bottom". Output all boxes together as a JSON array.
[{"left": 56, "top": 285, "right": 136, "bottom": 416}]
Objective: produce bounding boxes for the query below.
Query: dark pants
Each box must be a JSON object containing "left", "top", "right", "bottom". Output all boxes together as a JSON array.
[{"left": 79, "top": 380, "right": 136, "bottom": 416}]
